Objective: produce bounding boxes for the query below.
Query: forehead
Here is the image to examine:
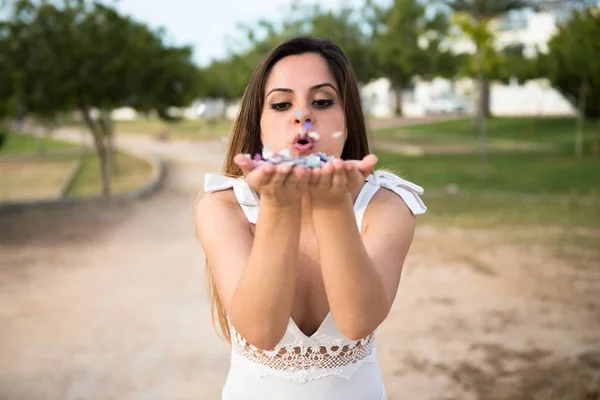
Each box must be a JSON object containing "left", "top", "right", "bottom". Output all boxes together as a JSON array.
[{"left": 265, "top": 53, "right": 337, "bottom": 93}]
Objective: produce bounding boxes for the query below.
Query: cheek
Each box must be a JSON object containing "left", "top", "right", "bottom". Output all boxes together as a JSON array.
[{"left": 260, "top": 112, "right": 289, "bottom": 148}]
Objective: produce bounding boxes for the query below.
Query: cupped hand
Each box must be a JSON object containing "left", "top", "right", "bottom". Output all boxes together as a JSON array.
[
  {"left": 233, "top": 154, "right": 310, "bottom": 207},
  {"left": 308, "top": 154, "right": 378, "bottom": 206}
]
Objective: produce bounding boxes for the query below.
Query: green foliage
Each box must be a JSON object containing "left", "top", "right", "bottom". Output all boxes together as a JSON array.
[
  {"left": 1, "top": 0, "right": 199, "bottom": 120},
  {"left": 197, "top": 2, "right": 376, "bottom": 100},
  {"left": 441, "top": 0, "right": 532, "bottom": 20},
  {"left": 376, "top": 0, "right": 457, "bottom": 82},
  {"left": 0, "top": 0, "right": 200, "bottom": 194},
  {"left": 367, "top": 0, "right": 457, "bottom": 115},
  {"left": 544, "top": 7, "right": 600, "bottom": 118}
]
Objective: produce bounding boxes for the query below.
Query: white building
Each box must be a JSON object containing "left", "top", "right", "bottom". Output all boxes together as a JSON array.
[{"left": 361, "top": 9, "right": 578, "bottom": 118}]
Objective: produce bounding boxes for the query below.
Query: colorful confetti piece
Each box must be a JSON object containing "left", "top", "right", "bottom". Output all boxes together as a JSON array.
[
  {"left": 332, "top": 131, "right": 343, "bottom": 139},
  {"left": 244, "top": 149, "right": 335, "bottom": 168},
  {"left": 308, "top": 131, "right": 320, "bottom": 140}
]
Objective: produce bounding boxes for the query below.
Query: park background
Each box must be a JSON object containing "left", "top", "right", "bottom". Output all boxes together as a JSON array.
[{"left": 1, "top": 0, "right": 599, "bottom": 399}]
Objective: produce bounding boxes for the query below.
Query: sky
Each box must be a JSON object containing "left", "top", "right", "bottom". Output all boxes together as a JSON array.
[{"left": 113, "top": 0, "right": 364, "bottom": 67}]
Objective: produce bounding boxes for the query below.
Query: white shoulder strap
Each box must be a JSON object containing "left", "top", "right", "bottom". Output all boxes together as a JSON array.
[
  {"left": 204, "top": 173, "right": 260, "bottom": 224},
  {"left": 353, "top": 180, "right": 381, "bottom": 232},
  {"left": 353, "top": 170, "right": 427, "bottom": 231}
]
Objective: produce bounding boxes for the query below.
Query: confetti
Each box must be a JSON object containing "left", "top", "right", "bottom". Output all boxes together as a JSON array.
[
  {"left": 308, "top": 131, "right": 320, "bottom": 140},
  {"left": 261, "top": 145, "right": 274, "bottom": 160},
  {"left": 244, "top": 149, "right": 335, "bottom": 168},
  {"left": 241, "top": 128, "right": 341, "bottom": 168},
  {"left": 295, "top": 109, "right": 302, "bottom": 120},
  {"left": 332, "top": 131, "right": 343, "bottom": 139}
]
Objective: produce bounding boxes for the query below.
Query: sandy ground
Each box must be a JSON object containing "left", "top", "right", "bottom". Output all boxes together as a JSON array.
[{"left": 1, "top": 132, "right": 599, "bottom": 400}]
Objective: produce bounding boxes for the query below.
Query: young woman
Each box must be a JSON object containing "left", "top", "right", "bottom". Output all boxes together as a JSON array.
[{"left": 195, "top": 36, "right": 427, "bottom": 400}]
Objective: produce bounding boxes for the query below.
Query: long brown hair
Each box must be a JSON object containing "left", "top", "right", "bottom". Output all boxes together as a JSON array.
[{"left": 208, "top": 36, "right": 371, "bottom": 342}]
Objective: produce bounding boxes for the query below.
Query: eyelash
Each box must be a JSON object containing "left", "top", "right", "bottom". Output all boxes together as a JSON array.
[{"left": 270, "top": 99, "right": 335, "bottom": 111}]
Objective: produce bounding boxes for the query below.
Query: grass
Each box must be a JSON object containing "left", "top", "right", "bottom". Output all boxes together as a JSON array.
[
  {"left": 374, "top": 117, "right": 598, "bottom": 155},
  {"left": 373, "top": 117, "right": 600, "bottom": 241},
  {"left": 376, "top": 151, "right": 600, "bottom": 196},
  {"left": 0, "top": 131, "right": 76, "bottom": 155},
  {"left": 0, "top": 159, "right": 76, "bottom": 202},
  {"left": 66, "top": 152, "right": 153, "bottom": 197},
  {"left": 0, "top": 132, "right": 153, "bottom": 200}
]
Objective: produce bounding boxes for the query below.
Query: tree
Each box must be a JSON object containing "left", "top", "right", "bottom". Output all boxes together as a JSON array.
[
  {"left": 545, "top": 6, "right": 600, "bottom": 156},
  {"left": 4, "top": 0, "right": 199, "bottom": 194},
  {"left": 198, "top": 1, "right": 376, "bottom": 103},
  {"left": 441, "top": 0, "right": 533, "bottom": 180},
  {"left": 306, "top": 4, "right": 376, "bottom": 83},
  {"left": 371, "top": 0, "right": 456, "bottom": 116}
]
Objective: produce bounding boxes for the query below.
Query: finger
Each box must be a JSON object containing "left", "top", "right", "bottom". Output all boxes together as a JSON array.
[
  {"left": 358, "top": 154, "right": 378, "bottom": 176},
  {"left": 285, "top": 165, "right": 300, "bottom": 188},
  {"left": 319, "top": 161, "right": 334, "bottom": 189},
  {"left": 295, "top": 167, "right": 310, "bottom": 192},
  {"left": 344, "top": 160, "right": 363, "bottom": 186},
  {"left": 310, "top": 167, "right": 321, "bottom": 186},
  {"left": 246, "top": 162, "right": 275, "bottom": 188},
  {"left": 234, "top": 154, "right": 256, "bottom": 176},
  {"left": 270, "top": 163, "right": 293, "bottom": 186},
  {"left": 331, "top": 159, "right": 347, "bottom": 190}
]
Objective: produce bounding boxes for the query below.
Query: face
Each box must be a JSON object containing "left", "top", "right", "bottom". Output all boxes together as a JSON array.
[{"left": 260, "top": 52, "right": 346, "bottom": 158}]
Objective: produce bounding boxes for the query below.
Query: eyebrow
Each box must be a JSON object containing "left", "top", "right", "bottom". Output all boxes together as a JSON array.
[{"left": 266, "top": 82, "right": 338, "bottom": 98}]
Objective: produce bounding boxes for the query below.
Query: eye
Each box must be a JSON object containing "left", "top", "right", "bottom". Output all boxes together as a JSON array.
[
  {"left": 270, "top": 102, "right": 291, "bottom": 111},
  {"left": 313, "top": 99, "right": 334, "bottom": 109}
]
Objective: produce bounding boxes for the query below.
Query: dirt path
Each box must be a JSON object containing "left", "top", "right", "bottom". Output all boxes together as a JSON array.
[{"left": 1, "top": 132, "right": 599, "bottom": 400}]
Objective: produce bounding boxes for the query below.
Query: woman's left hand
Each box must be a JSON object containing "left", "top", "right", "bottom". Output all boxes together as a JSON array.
[{"left": 309, "top": 154, "right": 378, "bottom": 206}]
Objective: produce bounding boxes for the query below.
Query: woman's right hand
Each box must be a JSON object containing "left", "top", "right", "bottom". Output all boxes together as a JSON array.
[{"left": 234, "top": 154, "right": 309, "bottom": 207}]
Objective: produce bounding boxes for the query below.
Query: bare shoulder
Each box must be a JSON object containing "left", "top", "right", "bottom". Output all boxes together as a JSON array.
[
  {"left": 194, "top": 189, "right": 250, "bottom": 241},
  {"left": 362, "top": 185, "right": 416, "bottom": 233}
]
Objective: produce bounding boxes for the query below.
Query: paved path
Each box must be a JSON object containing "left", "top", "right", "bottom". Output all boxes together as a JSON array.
[
  {"left": 0, "top": 133, "right": 231, "bottom": 400},
  {"left": 1, "top": 128, "right": 599, "bottom": 399}
]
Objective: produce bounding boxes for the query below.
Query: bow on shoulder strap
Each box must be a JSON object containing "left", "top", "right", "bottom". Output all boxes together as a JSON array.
[
  {"left": 365, "top": 170, "right": 427, "bottom": 215},
  {"left": 204, "top": 173, "right": 260, "bottom": 223}
]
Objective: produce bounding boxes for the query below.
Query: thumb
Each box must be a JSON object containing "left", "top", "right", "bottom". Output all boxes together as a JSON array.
[
  {"left": 358, "top": 154, "right": 378, "bottom": 176},
  {"left": 234, "top": 154, "right": 257, "bottom": 176}
]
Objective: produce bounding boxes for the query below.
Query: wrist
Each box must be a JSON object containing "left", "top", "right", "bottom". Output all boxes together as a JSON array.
[
  {"left": 311, "top": 193, "right": 353, "bottom": 210},
  {"left": 260, "top": 196, "right": 302, "bottom": 212}
]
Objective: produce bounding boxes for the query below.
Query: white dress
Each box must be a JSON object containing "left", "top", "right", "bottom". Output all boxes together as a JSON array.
[{"left": 204, "top": 170, "right": 427, "bottom": 400}]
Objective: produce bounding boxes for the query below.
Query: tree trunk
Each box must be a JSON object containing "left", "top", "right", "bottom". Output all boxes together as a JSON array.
[
  {"left": 594, "top": 103, "right": 600, "bottom": 157},
  {"left": 393, "top": 83, "right": 403, "bottom": 117},
  {"left": 36, "top": 125, "right": 52, "bottom": 156},
  {"left": 36, "top": 133, "right": 46, "bottom": 156},
  {"left": 81, "top": 107, "right": 111, "bottom": 196},
  {"left": 576, "top": 79, "right": 587, "bottom": 158},
  {"left": 475, "top": 48, "right": 488, "bottom": 181},
  {"left": 482, "top": 79, "right": 491, "bottom": 118},
  {"left": 100, "top": 111, "right": 116, "bottom": 175}
]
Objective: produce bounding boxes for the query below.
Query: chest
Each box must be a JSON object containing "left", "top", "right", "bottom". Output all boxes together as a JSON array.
[{"left": 250, "top": 224, "right": 330, "bottom": 337}]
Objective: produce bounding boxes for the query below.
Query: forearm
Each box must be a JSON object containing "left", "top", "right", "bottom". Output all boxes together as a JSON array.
[
  {"left": 230, "top": 200, "right": 300, "bottom": 349},
  {"left": 312, "top": 197, "right": 389, "bottom": 340}
]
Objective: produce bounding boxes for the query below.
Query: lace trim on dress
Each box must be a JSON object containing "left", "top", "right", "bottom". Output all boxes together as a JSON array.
[{"left": 228, "top": 321, "right": 378, "bottom": 383}]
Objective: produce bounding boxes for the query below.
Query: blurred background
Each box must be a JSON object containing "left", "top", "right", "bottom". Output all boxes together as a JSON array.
[{"left": 1, "top": 0, "right": 599, "bottom": 399}]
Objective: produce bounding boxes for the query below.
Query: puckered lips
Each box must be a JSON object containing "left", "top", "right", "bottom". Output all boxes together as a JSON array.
[{"left": 292, "top": 134, "right": 314, "bottom": 154}]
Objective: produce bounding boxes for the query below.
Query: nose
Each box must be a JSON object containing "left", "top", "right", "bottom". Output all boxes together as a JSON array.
[{"left": 294, "top": 108, "right": 313, "bottom": 128}]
